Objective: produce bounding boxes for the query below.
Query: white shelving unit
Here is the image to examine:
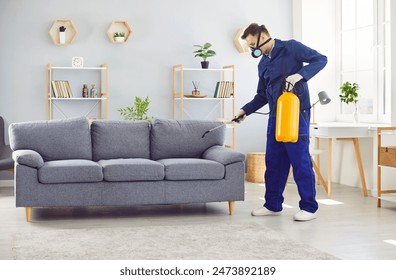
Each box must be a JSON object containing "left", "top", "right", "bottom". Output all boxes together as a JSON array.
[
  {"left": 377, "top": 127, "right": 396, "bottom": 207},
  {"left": 46, "top": 64, "right": 109, "bottom": 120},
  {"left": 172, "top": 64, "right": 235, "bottom": 149}
]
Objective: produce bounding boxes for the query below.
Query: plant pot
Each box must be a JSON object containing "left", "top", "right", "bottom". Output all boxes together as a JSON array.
[
  {"left": 59, "top": 32, "right": 66, "bottom": 44},
  {"left": 201, "top": 61, "right": 209, "bottom": 69},
  {"left": 115, "top": 36, "right": 125, "bottom": 43}
]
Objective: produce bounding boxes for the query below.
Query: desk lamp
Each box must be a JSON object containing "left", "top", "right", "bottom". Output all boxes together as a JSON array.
[{"left": 311, "top": 91, "right": 331, "bottom": 124}]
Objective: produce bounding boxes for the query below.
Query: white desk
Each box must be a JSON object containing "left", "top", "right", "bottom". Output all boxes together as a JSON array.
[{"left": 310, "top": 122, "right": 386, "bottom": 197}]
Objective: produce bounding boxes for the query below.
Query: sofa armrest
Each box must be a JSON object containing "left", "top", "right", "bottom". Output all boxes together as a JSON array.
[
  {"left": 12, "top": 149, "right": 44, "bottom": 168},
  {"left": 202, "top": 145, "right": 245, "bottom": 165}
]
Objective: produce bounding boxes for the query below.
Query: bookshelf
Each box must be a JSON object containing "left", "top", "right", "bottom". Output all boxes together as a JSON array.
[
  {"left": 46, "top": 64, "right": 109, "bottom": 120},
  {"left": 172, "top": 64, "right": 236, "bottom": 149}
]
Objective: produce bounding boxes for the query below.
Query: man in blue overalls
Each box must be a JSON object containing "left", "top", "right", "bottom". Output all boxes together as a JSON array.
[{"left": 236, "top": 23, "right": 327, "bottom": 221}]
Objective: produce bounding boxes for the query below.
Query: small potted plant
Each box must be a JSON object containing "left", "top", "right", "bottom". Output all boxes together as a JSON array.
[
  {"left": 339, "top": 81, "right": 359, "bottom": 123},
  {"left": 59, "top": 26, "right": 66, "bottom": 44},
  {"left": 193, "top": 42, "right": 216, "bottom": 69},
  {"left": 118, "top": 96, "right": 154, "bottom": 123},
  {"left": 114, "top": 32, "right": 125, "bottom": 43}
]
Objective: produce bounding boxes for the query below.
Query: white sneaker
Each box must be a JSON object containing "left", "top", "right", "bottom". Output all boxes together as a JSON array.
[
  {"left": 251, "top": 207, "right": 282, "bottom": 216},
  {"left": 293, "top": 210, "right": 317, "bottom": 221}
]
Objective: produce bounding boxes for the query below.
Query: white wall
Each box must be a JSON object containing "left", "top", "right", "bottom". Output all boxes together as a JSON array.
[{"left": 0, "top": 0, "right": 293, "bottom": 180}]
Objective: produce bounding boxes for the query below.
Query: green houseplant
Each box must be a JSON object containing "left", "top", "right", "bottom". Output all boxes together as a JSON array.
[
  {"left": 118, "top": 96, "right": 154, "bottom": 123},
  {"left": 193, "top": 42, "right": 216, "bottom": 69},
  {"left": 339, "top": 81, "right": 359, "bottom": 122}
]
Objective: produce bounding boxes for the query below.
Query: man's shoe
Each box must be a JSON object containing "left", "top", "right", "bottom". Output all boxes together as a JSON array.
[
  {"left": 251, "top": 207, "right": 282, "bottom": 216},
  {"left": 293, "top": 210, "right": 317, "bottom": 221}
]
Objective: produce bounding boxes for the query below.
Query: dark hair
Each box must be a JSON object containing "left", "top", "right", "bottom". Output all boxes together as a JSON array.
[{"left": 241, "top": 23, "right": 269, "bottom": 40}]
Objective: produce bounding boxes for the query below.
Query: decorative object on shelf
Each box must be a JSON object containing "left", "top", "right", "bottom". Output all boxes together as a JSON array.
[
  {"left": 118, "top": 96, "right": 154, "bottom": 123},
  {"left": 49, "top": 19, "right": 77, "bottom": 45},
  {"left": 311, "top": 91, "right": 331, "bottom": 124},
  {"left": 59, "top": 26, "right": 66, "bottom": 44},
  {"left": 107, "top": 21, "right": 132, "bottom": 43},
  {"left": 72, "top": 57, "right": 84, "bottom": 68},
  {"left": 233, "top": 27, "right": 250, "bottom": 53},
  {"left": 214, "top": 81, "right": 234, "bottom": 98},
  {"left": 82, "top": 84, "right": 89, "bottom": 98},
  {"left": 90, "top": 84, "right": 98, "bottom": 98},
  {"left": 51, "top": 80, "right": 73, "bottom": 98},
  {"left": 339, "top": 81, "right": 359, "bottom": 123},
  {"left": 184, "top": 94, "right": 207, "bottom": 98},
  {"left": 114, "top": 32, "right": 125, "bottom": 43},
  {"left": 193, "top": 42, "right": 216, "bottom": 69},
  {"left": 192, "top": 81, "right": 200, "bottom": 96}
]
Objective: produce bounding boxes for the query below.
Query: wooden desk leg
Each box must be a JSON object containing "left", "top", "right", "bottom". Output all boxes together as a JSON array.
[
  {"left": 328, "top": 138, "right": 332, "bottom": 197},
  {"left": 352, "top": 138, "right": 368, "bottom": 197}
]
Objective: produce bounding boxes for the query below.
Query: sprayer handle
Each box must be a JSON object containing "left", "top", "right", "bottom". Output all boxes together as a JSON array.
[{"left": 232, "top": 114, "right": 246, "bottom": 123}]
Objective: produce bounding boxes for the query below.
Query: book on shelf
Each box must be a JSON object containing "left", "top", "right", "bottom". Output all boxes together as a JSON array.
[
  {"left": 51, "top": 80, "right": 73, "bottom": 98},
  {"left": 213, "top": 81, "right": 234, "bottom": 98}
]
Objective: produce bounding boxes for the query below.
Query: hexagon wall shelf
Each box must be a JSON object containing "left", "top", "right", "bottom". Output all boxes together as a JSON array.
[
  {"left": 49, "top": 19, "right": 77, "bottom": 45},
  {"left": 234, "top": 27, "right": 249, "bottom": 53},
  {"left": 107, "top": 21, "right": 132, "bottom": 43}
]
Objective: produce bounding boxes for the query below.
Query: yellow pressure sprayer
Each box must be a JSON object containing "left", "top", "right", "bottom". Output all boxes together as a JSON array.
[{"left": 275, "top": 83, "right": 300, "bottom": 143}]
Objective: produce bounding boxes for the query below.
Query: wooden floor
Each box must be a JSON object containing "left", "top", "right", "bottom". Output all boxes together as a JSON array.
[{"left": 1, "top": 180, "right": 396, "bottom": 260}]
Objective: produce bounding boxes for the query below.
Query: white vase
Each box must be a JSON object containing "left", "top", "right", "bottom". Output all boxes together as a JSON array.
[
  {"left": 59, "top": 32, "right": 66, "bottom": 44},
  {"left": 353, "top": 103, "right": 359, "bottom": 123}
]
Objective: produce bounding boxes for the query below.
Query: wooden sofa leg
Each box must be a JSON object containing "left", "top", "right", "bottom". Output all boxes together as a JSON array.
[
  {"left": 228, "top": 201, "right": 235, "bottom": 215},
  {"left": 25, "top": 207, "right": 32, "bottom": 222}
]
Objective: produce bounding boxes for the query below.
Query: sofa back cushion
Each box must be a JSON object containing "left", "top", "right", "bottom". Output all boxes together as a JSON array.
[
  {"left": 9, "top": 117, "right": 92, "bottom": 161},
  {"left": 150, "top": 119, "right": 225, "bottom": 160},
  {"left": 91, "top": 120, "right": 150, "bottom": 161}
]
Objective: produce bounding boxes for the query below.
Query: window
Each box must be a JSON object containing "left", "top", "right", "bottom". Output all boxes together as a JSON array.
[{"left": 338, "top": 0, "right": 390, "bottom": 122}]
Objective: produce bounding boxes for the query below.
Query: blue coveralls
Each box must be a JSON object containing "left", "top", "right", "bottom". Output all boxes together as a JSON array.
[{"left": 242, "top": 39, "right": 327, "bottom": 213}]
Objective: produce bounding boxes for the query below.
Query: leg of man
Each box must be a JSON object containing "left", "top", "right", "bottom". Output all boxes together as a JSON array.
[
  {"left": 263, "top": 117, "right": 291, "bottom": 212},
  {"left": 285, "top": 110, "right": 318, "bottom": 214}
]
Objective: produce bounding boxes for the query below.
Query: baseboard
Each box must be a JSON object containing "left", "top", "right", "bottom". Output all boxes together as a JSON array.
[{"left": 0, "top": 180, "right": 14, "bottom": 187}]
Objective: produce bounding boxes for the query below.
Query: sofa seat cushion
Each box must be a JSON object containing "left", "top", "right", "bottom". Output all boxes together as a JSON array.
[
  {"left": 157, "top": 158, "right": 224, "bottom": 180},
  {"left": 38, "top": 160, "right": 103, "bottom": 184},
  {"left": 98, "top": 158, "right": 165, "bottom": 182}
]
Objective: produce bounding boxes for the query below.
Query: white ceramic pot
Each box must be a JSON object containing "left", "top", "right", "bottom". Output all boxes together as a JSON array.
[{"left": 115, "top": 36, "right": 125, "bottom": 43}]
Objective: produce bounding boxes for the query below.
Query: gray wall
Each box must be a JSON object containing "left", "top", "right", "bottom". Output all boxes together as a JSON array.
[{"left": 0, "top": 0, "right": 292, "bottom": 179}]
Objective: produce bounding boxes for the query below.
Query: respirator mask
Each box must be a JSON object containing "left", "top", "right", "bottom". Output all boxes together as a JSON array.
[{"left": 251, "top": 31, "right": 272, "bottom": 58}]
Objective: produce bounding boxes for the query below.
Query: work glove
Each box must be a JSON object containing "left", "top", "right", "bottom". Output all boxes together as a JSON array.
[
  {"left": 234, "top": 109, "right": 246, "bottom": 123},
  {"left": 285, "top": 73, "right": 303, "bottom": 91}
]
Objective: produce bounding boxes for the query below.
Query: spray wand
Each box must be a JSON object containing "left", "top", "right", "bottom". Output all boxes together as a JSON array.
[{"left": 201, "top": 111, "right": 268, "bottom": 138}]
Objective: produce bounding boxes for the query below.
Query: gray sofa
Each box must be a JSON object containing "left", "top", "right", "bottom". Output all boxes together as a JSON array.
[{"left": 9, "top": 117, "right": 245, "bottom": 222}]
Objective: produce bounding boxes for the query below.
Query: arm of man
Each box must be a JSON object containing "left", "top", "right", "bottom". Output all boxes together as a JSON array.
[{"left": 291, "top": 40, "right": 328, "bottom": 81}]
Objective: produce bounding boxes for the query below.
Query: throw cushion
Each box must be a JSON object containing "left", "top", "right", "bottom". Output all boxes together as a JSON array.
[
  {"left": 150, "top": 119, "right": 225, "bottom": 160},
  {"left": 9, "top": 117, "right": 92, "bottom": 161},
  {"left": 91, "top": 120, "right": 150, "bottom": 161}
]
